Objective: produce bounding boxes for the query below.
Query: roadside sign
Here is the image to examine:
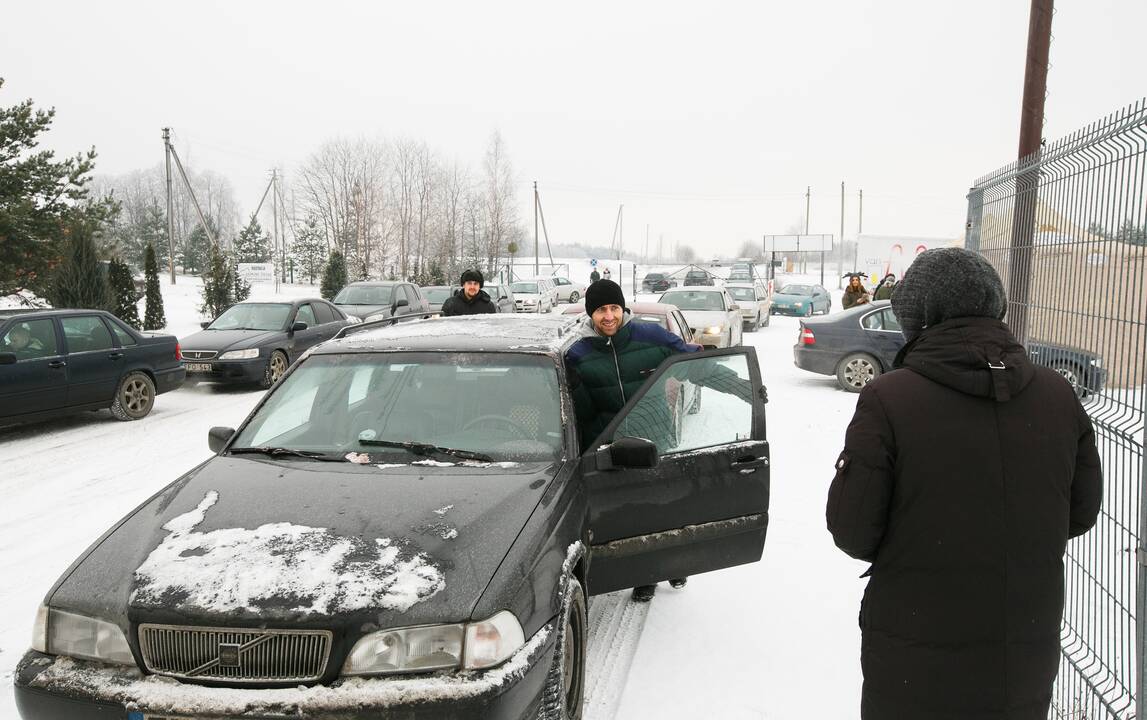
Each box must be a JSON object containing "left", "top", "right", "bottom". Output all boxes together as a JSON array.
[
  {"left": 590, "top": 258, "right": 598, "bottom": 267},
  {"left": 237, "top": 263, "right": 274, "bottom": 284}
]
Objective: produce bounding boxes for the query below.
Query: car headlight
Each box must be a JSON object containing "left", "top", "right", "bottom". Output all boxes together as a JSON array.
[
  {"left": 364, "top": 314, "right": 385, "bottom": 322},
  {"left": 705, "top": 325, "right": 725, "bottom": 335},
  {"left": 218, "top": 348, "right": 260, "bottom": 360},
  {"left": 793, "top": 302, "right": 802, "bottom": 308},
  {"left": 341, "top": 611, "right": 524, "bottom": 676},
  {"left": 32, "top": 605, "right": 134, "bottom": 665}
]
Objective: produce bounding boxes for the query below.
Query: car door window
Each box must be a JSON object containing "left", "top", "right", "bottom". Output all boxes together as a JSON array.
[
  {"left": 61, "top": 315, "right": 114, "bottom": 353},
  {"left": 614, "top": 353, "right": 753, "bottom": 455},
  {"left": 672, "top": 311, "right": 694, "bottom": 342},
  {"left": 105, "top": 318, "right": 137, "bottom": 346},
  {"left": 312, "top": 302, "right": 336, "bottom": 325},
  {"left": 861, "top": 311, "right": 883, "bottom": 330},
  {"left": 881, "top": 309, "right": 902, "bottom": 331},
  {"left": 2, "top": 318, "right": 59, "bottom": 360},
  {"left": 295, "top": 304, "right": 317, "bottom": 327}
]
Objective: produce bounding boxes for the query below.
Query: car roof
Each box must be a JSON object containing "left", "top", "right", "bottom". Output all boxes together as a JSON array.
[
  {"left": 663, "top": 286, "right": 723, "bottom": 293},
  {"left": 0, "top": 307, "right": 111, "bottom": 321},
  {"left": 723, "top": 282, "right": 761, "bottom": 288},
  {"left": 561, "top": 301, "right": 681, "bottom": 316},
  {"left": 323, "top": 314, "right": 582, "bottom": 356},
  {"left": 344, "top": 281, "right": 404, "bottom": 287}
]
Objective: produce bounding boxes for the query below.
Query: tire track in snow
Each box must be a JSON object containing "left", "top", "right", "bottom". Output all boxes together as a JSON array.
[{"left": 584, "top": 590, "right": 651, "bottom": 720}]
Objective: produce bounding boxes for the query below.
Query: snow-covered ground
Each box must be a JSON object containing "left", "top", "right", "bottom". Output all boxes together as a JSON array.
[{"left": 0, "top": 267, "right": 868, "bottom": 719}]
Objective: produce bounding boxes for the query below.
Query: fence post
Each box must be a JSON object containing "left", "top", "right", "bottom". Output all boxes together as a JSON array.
[
  {"left": 1140, "top": 433, "right": 1147, "bottom": 718},
  {"left": 964, "top": 186, "right": 984, "bottom": 253}
]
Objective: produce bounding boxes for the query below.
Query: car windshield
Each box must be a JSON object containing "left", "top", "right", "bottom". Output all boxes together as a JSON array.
[
  {"left": 660, "top": 291, "right": 726, "bottom": 311},
  {"left": 334, "top": 285, "right": 393, "bottom": 305},
  {"left": 780, "top": 284, "right": 814, "bottom": 296},
  {"left": 208, "top": 303, "right": 292, "bottom": 331},
  {"left": 232, "top": 352, "right": 564, "bottom": 462},
  {"left": 645, "top": 274, "right": 665, "bottom": 281},
  {"left": 511, "top": 282, "right": 538, "bottom": 294},
  {"left": 424, "top": 288, "right": 454, "bottom": 303},
  {"left": 727, "top": 287, "right": 755, "bottom": 301}
]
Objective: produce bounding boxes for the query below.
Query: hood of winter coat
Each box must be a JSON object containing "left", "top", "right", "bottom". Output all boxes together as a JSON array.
[{"left": 894, "top": 316, "right": 1035, "bottom": 400}]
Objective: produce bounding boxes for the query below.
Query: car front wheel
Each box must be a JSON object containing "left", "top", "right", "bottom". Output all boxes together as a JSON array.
[
  {"left": 110, "top": 371, "right": 155, "bottom": 421},
  {"left": 568, "top": 291, "right": 580, "bottom": 303},
  {"left": 262, "top": 350, "right": 288, "bottom": 388},
  {"left": 836, "top": 353, "right": 881, "bottom": 392},
  {"left": 1050, "top": 360, "right": 1086, "bottom": 398},
  {"left": 538, "top": 576, "right": 587, "bottom": 720}
]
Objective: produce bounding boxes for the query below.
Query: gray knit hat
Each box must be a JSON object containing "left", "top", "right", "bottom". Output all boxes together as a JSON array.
[{"left": 890, "top": 247, "right": 1007, "bottom": 342}]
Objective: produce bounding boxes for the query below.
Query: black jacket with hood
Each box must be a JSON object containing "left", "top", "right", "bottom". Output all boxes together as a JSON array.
[
  {"left": 441, "top": 288, "right": 497, "bottom": 316},
  {"left": 827, "top": 316, "right": 1102, "bottom": 720}
]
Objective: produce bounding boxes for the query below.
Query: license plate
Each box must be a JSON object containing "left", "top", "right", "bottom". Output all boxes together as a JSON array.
[{"left": 185, "top": 362, "right": 213, "bottom": 372}]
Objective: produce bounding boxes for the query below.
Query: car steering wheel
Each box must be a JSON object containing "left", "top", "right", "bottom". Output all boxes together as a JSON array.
[{"left": 461, "top": 414, "right": 530, "bottom": 439}]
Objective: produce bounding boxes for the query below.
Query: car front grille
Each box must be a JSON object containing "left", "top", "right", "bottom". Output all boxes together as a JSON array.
[
  {"left": 138, "top": 624, "right": 333, "bottom": 683},
  {"left": 182, "top": 350, "right": 217, "bottom": 360}
]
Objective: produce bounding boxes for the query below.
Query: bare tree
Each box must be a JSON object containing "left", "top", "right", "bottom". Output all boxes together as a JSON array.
[{"left": 483, "top": 131, "right": 519, "bottom": 275}]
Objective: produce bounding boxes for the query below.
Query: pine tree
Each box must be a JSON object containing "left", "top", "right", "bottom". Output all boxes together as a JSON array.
[
  {"left": 181, "top": 225, "right": 211, "bottom": 275},
  {"left": 199, "top": 244, "right": 234, "bottom": 319},
  {"left": 234, "top": 215, "right": 271, "bottom": 263},
  {"left": 143, "top": 243, "right": 166, "bottom": 330},
  {"left": 321, "top": 249, "right": 348, "bottom": 300},
  {"left": 48, "top": 220, "right": 112, "bottom": 309},
  {"left": 140, "top": 199, "right": 169, "bottom": 268},
  {"left": 291, "top": 215, "right": 327, "bottom": 284},
  {"left": 108, "top": 257, "right": 141, "bottom": 328},
  {"left": 232, "top": 258, "right": 252, "bottom": 302}
]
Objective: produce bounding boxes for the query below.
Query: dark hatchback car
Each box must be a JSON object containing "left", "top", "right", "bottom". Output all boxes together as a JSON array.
[
  {"left": 15, "top": 314, "right": 770, "bottom": 719},
  {"left": 333, "top": 281, "right": 430, "bottom": 322},
  {"left": 793, "top": 300, "right": 1107, "bottom": 396},
  {"left": 180, "top": 299, "right": 352, "bottom": 388},
  {"left": 0, "top": 309, "right": 184, "bottom": 425},
  {"left": 420, "top": 285, "right": 460, "bottom": 315},
  {"left": 683, "top": 269, "right": 714, "bottom": 286},
  {"left": 640, "top": 272, "right": 676, "bottom": 293}
]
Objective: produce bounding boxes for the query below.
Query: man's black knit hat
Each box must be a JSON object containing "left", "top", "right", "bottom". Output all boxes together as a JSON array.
[
  {"left": 459, "top": 269, "right": 484, "bottom": 287},
  {"left": 891, "top": 247, "right": 1007, "bottom": 342},
  {"left": 585, "top": 279, "right": 626, "bottom": 316}
]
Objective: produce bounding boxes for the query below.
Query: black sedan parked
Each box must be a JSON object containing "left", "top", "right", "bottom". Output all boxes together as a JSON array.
[
  {"left": 180, "top": 298, "right": 352, "bottom": 387},
  {"left": 640, "top": 272, "right": 676, "bottom": 293},
  {"left": 0, "top": 309, "right": 184, "bottom": 425},
  {"left": 793, "top": 300, "right": 1107, "bottom": 396},
  {"left": 333, "top": 281, "right": 430, "bottom": 322},
  {"left": 15, "top": 314, "right": 770, "bottom": 719}
]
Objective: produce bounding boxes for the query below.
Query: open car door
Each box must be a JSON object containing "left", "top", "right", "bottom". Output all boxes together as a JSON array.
[{"left": 583, "top": 346, "right": 769, "bottom": 595}]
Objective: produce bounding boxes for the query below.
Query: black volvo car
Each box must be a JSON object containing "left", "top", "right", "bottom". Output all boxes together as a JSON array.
[
  {"left": 15, "top": 314, "right": 771, "bottom": 719},
  {"left": 0, "top": 309, "right": 184, "bottom": 426}
]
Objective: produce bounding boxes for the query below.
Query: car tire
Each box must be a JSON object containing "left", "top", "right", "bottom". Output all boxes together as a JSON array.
[
  {"left": 836, "top": 353, "right": 881, "bottom": 392},
  {"left": 537, "top": 576, "right": 587, "bottom": 720},
  {"left": 762, "top": 311, "right": 771, "bottom": 327},
  {"left": 669, "top": 391, "right": 685, "bottom": 448},
  {"left": 568, "top": 291, "right": 580, "bottom": 303},
  {"left": 262, "top": 350, "right": 288, "bottom": 389},
  {"left": 110, "top": 371, "right": 156, "bottom": 421},
  {"left": 1050, "top": 360, "right": 1086, "bottom": 398}
]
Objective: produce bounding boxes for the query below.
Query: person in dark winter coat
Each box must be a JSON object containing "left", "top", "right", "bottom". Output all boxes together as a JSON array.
[
  {"left": 872, "top": 273, "right": 896, "bottom": 300},
  {"left": 842, "top": 274, "right": 870, "bottom": 308},
  {"left": 441, "top": 269, "right": 497, "bottom": 316},
  {"left": 826, "top": 247, "right": 1102, "bottom": 720},
  {"left": 589, "top": 268, "right": 601, "bottom": 283}
]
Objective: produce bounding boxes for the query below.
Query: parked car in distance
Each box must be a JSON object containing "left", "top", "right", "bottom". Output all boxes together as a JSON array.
[
  {"left": 333, "top": 281, "right": 430, "bottom": 321},
  {"left": 14, "top": 314, "right": 770, "bottom": 720},
  {"left": 658, "top": 287, "right": 743, "bottom": 349},
  {"left": 549, "top": 276, "right": 585, "bottom": 303},
  {"left": 0, "top": 308, "right": 184, "bottom": 425},
  {"left": 420, "top": 285, "right": 459, "bottom": 316},
  {"left": 793, "top": 300, "right": 1108, "bottom": 396},
  {"left": 483, "top": 283, "right": 515, "bottom": 313},
  {"left": 511, "top": 278, "right": 557, "bottom": 313},
  {"left": 724, "top": 282, "right": 772, "bottom": 330},
  {"left": 771, "top": 283, "right": 831, "bottom": 316},
  {"left": 641, "top": 272, "right": 677, "bottom": 293},
  {"left": 180, "top": 298, "right": 352, "bottom": 388},
  {"left": 683, "top": 269, "right": 715, "bottom": 286}
]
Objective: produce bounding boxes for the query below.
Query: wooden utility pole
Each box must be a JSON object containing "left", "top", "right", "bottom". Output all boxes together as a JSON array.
[
  {"left": 837, "top": 182, "right": 845, "bottom": 288},
  {"left": 272, "top": 169, "right": 280, "bottom": 292},
  {"left": 163, "top": 128, "right": 176, "bottom": 284}
]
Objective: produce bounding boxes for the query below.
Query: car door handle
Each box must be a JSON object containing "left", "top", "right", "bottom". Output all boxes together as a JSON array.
[
  {"left": 108, "top": 352, "right": 124, "bottom": 360},
  {"left": 48, "top": 360, "right": 67, "bottom": 369},
  {"left": 731, "top": 455, "right": 769, "bottom": 470}
]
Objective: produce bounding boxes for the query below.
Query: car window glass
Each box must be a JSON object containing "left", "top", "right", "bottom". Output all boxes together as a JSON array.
[
  {"left": 61, "top": 315, "right": 114, "bottom": 353},
  {"left": 312, "top": 302, "right": 336, "bottom": 324},
  {"left": 1, "top": 318, "right": 58, "bottom": 360},
  {"left": 882, "top": 309, "right": 902, "bottom": 331},
  {"left": 296, "top": 304, "right": 317, "bottom": 327},
  {"left": 672, "top": 312, "right": 693, "bottom": 341},
  {"left": 614, "top": 354, "right": 753, "bottom": 456},
  {"left": 334, "top": 285, "right": 393, "bottom": 306},
  {"left": 210, "top": 303, "right": 292, "bottom": 331},
  {"left": 861, "top": 312, "right": 883, "bottom": 330},
  {"left": 106, "top": 318, "right": 137, "bottom": 346}
]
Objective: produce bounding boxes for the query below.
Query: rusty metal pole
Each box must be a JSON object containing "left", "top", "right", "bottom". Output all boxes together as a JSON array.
[{"left": 1008, "top": 0, "right": 1053, "bottom": 342}]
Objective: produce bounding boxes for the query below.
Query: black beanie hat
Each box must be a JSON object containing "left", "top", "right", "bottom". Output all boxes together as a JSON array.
[
  {"left": 459, "top": 269, "right": 484, "bottom": 287},
  {"left": 585, "top": 279, "right": 627, "bottom": 316},
  {"left": 891, "top": 247, "right": 1007, "bottom": 342}
]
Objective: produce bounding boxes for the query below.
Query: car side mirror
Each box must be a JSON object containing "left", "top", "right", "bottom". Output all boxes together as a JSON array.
[
  {"left": 291, "top": 321, "right": 308, "bottom": 332},
  {"left": 208, "top": 426, "right": 235, "bottom": 453},
  {"left": 394, "top": 298, "right": 410, "bottom": 309},
  {"left": 729, "top": 304, "right": 740, "bottom": 311},
  {"left": 0, "top": 352, "right": 16, "bottom": 365},
  {"left": 200, "top": 321, "right": 212, "bottom": 329},
  {"left": 595, "top": 436, "right": 659, "bottom": 470}
]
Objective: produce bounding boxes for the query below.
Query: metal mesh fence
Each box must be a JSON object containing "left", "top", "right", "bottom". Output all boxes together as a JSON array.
[{"left": 966, "top": 99, "right": 1147, "bottom": 719}]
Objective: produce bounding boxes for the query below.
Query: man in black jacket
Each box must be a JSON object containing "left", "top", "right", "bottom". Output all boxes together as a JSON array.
[
  {"left": 827, "top": 248, "right": 1102, "bottom": 720},
  {"left": 441, "top": 269, "right": 497, "bottom": 316}
]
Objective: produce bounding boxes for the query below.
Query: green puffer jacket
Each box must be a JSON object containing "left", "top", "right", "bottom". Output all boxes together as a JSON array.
[{"left": 564, "top": 314, "right": 694, "bottom": 449}]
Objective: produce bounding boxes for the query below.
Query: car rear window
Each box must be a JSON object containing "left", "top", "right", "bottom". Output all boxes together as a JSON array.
[
  {"left": 659, "top": 291, "right": 726, "bottom": 311},
  {"left": 334, "top": 286, "right": 394, "bottom": 306}
]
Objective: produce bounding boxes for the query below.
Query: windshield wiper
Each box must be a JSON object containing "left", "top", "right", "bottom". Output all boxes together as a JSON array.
[
  {"left": 359, "top": 439, "right": 494, "bottom": 463},
  {"left": 228, "top": 446, "right": 347, "bottom": 462}
]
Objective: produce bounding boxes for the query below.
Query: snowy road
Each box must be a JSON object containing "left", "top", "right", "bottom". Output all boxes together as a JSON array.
[{"left": 1, "top": 287, "right": 870, "bottom": 719}]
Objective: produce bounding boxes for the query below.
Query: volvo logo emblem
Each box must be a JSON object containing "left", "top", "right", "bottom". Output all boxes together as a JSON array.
[{"left": 217, "top": 643, "right": 241, "bottom": 667}]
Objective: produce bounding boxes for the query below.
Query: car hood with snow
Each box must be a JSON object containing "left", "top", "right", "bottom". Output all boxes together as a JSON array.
[
  {"left": 47, "top": 455, "right": 555, "bottom": 631},
  {"left": 677, "top": 309, "right": 731, "bottom": 332}
]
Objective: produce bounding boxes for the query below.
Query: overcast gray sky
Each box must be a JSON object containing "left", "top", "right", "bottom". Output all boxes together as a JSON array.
[{"left": 2, "top": 1, "right": 1143, "bottom": 258}]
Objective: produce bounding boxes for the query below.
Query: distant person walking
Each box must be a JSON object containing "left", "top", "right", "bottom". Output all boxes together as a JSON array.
[
  {"left": 602, "top": 267, "right": 612, "bottom": 281},
  {"left": 441, "top": 269, "right": 497, "bottom": 316},
  {"left": 590, "top": 268, "right": 601, "bottom": 283},
  {"left": 842, "top": 275, "right": 870, "bottom": 309},
  {"left": 873, "top": 273, "right": 896, "bottom": 301},
  {"left": 826, "top": 248, "right": 1102, "bottom": 720}
]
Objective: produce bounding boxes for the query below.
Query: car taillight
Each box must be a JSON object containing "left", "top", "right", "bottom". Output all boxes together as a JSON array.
[
  {"left": 175, "top": 342, "right": 182, "bottom": 361},
  {"left": 799, "top": 327, "right": 815, "bottom": 345}
]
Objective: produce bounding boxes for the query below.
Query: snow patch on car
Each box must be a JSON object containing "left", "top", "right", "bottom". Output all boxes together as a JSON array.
[{"left": 132, "top": 491, "right": 444, "bottom": 615}]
